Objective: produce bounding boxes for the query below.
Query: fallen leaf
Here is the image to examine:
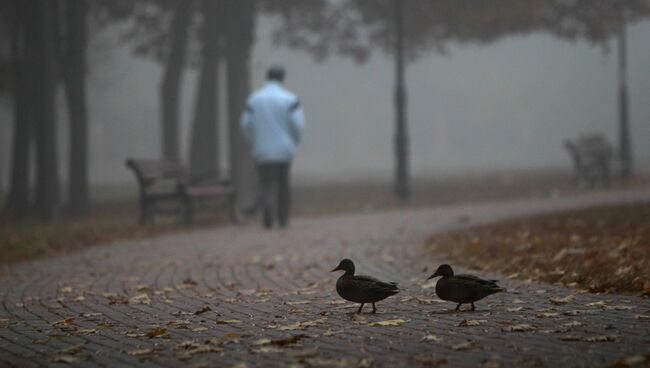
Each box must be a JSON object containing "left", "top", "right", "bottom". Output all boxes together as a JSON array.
[
  {"left": 585, "top": 301, "right": 606, "bottom": 307},
  {"left": 501, "top": 324, "right": 536, "bottom": 332},
  {"left": 250, "top": 346, "right": 282, "bottom": 354},
  {"left": 603, "top": 305, "right": 635, "bottom": 311},
  {"left": 556, "top": 321, "right": 583, "bottom": 333},
  {"left": 285, "top": 301, "right": 310, "bottom": 306},
  {"left": 129, "top": 294, "right": 151, "bottom": 305},
  {"left": 192, "top": 327, "right": 208, "bottom": 332},
  {"left": 582, "top": 335, "right": 616, "bottom": 342},
  {"left": 52, "top": 317, "right": 75, "bottom": 326},
  {"left": 634, "top": 314, "right": 650, "bottom": 320},
  {"left": 357, "top": 356, "right": 376, "bottom": 367},
  {"left": 216, "top": 319, "right": 242, "bottom": 325},
  {"left": 225, "top": 332, "right": 241, "bottom": 338},
  {"left": 74, "top": 328, "right": 97, "bottom": 336},
  {"left": 536, "top": 312, "right": 559, "bottom": 318},
  {"left": 146, "top": 327, "right": 167, "bottom": 338},
  {"left": 506, "top": 307, "right": 524, "bottom": 312},
  {"left": 51, "top": 355, "right": 81, "bottom": 363},
  {"left": 274, "top": 318, "right": 327, "bottom": 330},
  {"left": 421, "top": 334, "right": 442, "bottom": 342},
  {"left": 127, "top": 348, "right": 154, "bottom": 356},
  {"left": 457, "top": 319, "right": 487, "bottom": 327},
  {"left": 194, "top": 306, "right": 212, "bottom": 315},
  {"left": 58, "top": 342, "right": 86, "bottom": 355},
  {"left": 549, "top": 295, "right": 575, "bottom": 305},
  {"left": 415, "top": 297, "right": 446, "bottom": 305},
  {"left": 252, "top": 338, "right": 272, "bottom": 346},
  {"left": 452, "top": 340, "right": 476, "bottom": 351},
  {"left": 368, "top": 319, "right": 407, "bottom": 327}
]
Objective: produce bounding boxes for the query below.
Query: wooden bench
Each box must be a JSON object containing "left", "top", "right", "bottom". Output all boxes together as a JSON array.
[
  {"left": 563, "top": 134, "right": 613, "bottom": 187},
  {"left": 125, "top": 158, "right": 237, "bottom": 225}
]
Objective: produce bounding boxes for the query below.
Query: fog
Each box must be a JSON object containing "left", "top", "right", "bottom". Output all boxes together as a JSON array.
[{"left": 2, "top": 16, "right": 650, "bottom": 189}]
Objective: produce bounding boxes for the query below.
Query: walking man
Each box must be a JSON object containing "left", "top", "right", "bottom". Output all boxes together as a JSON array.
[{"left": 241, "top": 65, "right": 305, "bottom": 229}]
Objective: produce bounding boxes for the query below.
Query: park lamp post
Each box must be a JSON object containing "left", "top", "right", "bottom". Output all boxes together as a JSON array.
[
  {"left": 394, "top": 0, "right": 410, "bottom": 200},
  {"left": 617, "top": 10, "right": 632, "bottom": 180}
]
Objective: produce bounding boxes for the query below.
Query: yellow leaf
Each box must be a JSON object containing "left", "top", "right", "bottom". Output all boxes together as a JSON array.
[{"left": 368, "top": 319, "right": 407, "bottom": 327}]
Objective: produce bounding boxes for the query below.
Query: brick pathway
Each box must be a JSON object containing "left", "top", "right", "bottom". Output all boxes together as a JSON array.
[{"left": 1, "top": 189, "right": 650, "bottom": 367}]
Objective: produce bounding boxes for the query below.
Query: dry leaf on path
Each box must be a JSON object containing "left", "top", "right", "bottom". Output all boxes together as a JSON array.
[
  {"left": 550, "top": 295, "right": 575, "bottom": 305},
  {"left": 506, "top": 307, "right": 524, "bottom": 312},
  {"left": 146, "top": 326, "right": 167, "bottom": 338},
  {"left": 501, "top": 324, "right": 536, "bottom": 332},
  {"left": 51, "top": 355, "right": 82, "bottom": 363},
  {"left": 127, "top": 348, "right": 154, "bottom": 356},
  {"left": 421, "top": 334, "right": 442, "bottom": 342},
  {"left": 452, "top": 340, "right": 476, "bottom": 351},
  {"left": 368, "top": 319, "right": 407, "bottom": 327},
  {"left": 457, "top": 319, "right": 487, "bottom": 327}
]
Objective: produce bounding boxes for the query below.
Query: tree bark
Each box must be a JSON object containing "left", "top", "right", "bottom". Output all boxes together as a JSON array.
[
  {"left": 617, "top": 18, "right": 632, "bottom": 179},
  {"left": 63, "top": 0, "right": 89, "bottom": 217},
  {"left": 33, "top": 0, "right": 60, "bottom": 222},
  {"left": 393, "top": 0, "right": 410, "bottom": 200},
  {"left": 189, "top": 0, "right": 221, "bottom": 178},
  {"left": 224, "top": 0, "right": 257, "bottom": 209},
  {"left": 160, "top": 1, "right": 193, "bottom": 161},
  {"left": 5, "top": 0, "right": 32, "bottom": 218}
]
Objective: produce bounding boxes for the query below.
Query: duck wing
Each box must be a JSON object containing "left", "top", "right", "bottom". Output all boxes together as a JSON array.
[
  {"left": 353, "top": 275, "right": 400, "bottom": 292},
  {"left": 455, "top": 274, "right": 500, "bottom": 287}
]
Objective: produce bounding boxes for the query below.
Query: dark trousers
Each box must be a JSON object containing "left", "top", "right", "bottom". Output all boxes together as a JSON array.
[{"left": 257, "top": 162, "right": 291, "bottom": 228}]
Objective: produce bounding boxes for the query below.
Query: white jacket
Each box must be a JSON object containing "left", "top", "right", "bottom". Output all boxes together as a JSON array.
[{"left": 240, "top": 81, "right": 305, "bottom": 163}]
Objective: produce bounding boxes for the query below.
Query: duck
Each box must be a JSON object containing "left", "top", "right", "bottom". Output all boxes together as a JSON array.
[
  {"left": 427, "top": 264, "right": 504, "bottom": 311},
  {"left": 331, "top": 259, "right": 399, "bottom": 313}
]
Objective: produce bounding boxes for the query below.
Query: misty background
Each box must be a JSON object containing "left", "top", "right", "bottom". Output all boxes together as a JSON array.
[{"left": 1, "top": 15, "right": 650, "bottom": 191}]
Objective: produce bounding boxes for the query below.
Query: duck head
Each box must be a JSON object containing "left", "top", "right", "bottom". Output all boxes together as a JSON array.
[
  {"left": 427, "top": 264, "right": 454, "bottom": 279},
  {"left": 331, "top": 259, "right": 355, "bottom": 275}
]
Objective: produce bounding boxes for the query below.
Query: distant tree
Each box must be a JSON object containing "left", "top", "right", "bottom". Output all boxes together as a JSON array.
[
  {"left": 32, "top": 0, "right": 60, "bottom": 222},
  {"left": 160, "top": 1, "right": 193, "bottom": 161},
  {"left": 62, "top": 0, "right": 89, "bottom": 217},
  {"left": 4, "top": 0, "right": 31, "bottom": 218},
  {"left": 188, "top": 0, "right": 221, "bottom": 178},
  {"left": 223, "top": 0, "right": 256, "bottom": 208}
]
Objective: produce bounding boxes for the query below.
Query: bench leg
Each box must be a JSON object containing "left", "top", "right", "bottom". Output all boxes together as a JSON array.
[
  {"left": 183, "top": 197, "right": 194, "bottom": 225},
  {"left": 229, "top": 193, "right": 239, "bottom": 224},
  {"left": 140, "top": 198, "right": 149, "bottom": 225}
]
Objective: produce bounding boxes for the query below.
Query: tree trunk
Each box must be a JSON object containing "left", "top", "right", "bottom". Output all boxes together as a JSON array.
[
  {"left": 5, "top": 0, "right": 31, "bottom": 218},
  {"left": 617, "top": 18, "right": 632, "bottom": 179},
  {"left": 393, "top": 0, "right": 410, "bottom": 200},
  {"left": 189, "top": 0, "right": 221, "bottom": 178},
  {"left": 225, "top": 0, "right": 257, "bottom": 209},
  {"left": 63, "top": 0, "right": 89, "bottom": 217},
  {"left": 33, "top": 0, "right": 60, "bottom": 222},
  {"left": 160, "top": 0, "right": 193, "bottom": 161}
]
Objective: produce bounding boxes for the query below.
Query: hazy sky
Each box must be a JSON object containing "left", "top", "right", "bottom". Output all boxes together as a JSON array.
[{"left": 2, "top": 16, "right": 650, "bottom": 188}]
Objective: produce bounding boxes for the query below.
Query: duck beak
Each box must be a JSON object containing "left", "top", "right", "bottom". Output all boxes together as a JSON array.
[
  {"left": 331, "top": 266, "right": 341, "bottom": 272},
  {"left": 427, "top": 271, "right": 440, "bottom": 280}
]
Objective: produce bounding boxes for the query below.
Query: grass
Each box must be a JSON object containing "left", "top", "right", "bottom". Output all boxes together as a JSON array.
[{"left": 425, "top": 202, "right": 650, "bottom": 296}]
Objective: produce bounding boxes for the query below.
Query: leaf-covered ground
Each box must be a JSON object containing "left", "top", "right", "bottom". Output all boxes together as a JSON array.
[{"left": 425, "top": 202, "right": 650, "bottom": 296}]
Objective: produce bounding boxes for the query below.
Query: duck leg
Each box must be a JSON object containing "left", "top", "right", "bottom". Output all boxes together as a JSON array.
[
  {"left": 358, "top": 303, "right": 365, "bottom": 313},
  {"left": 470, "top": 303, "right": 475, "bottom": 311},
  {"left": 371, "top": 303, "right": 377, "bottom": 313},
  {"left": 455, "top": 303, "right": 462, "bottom": 311}
]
